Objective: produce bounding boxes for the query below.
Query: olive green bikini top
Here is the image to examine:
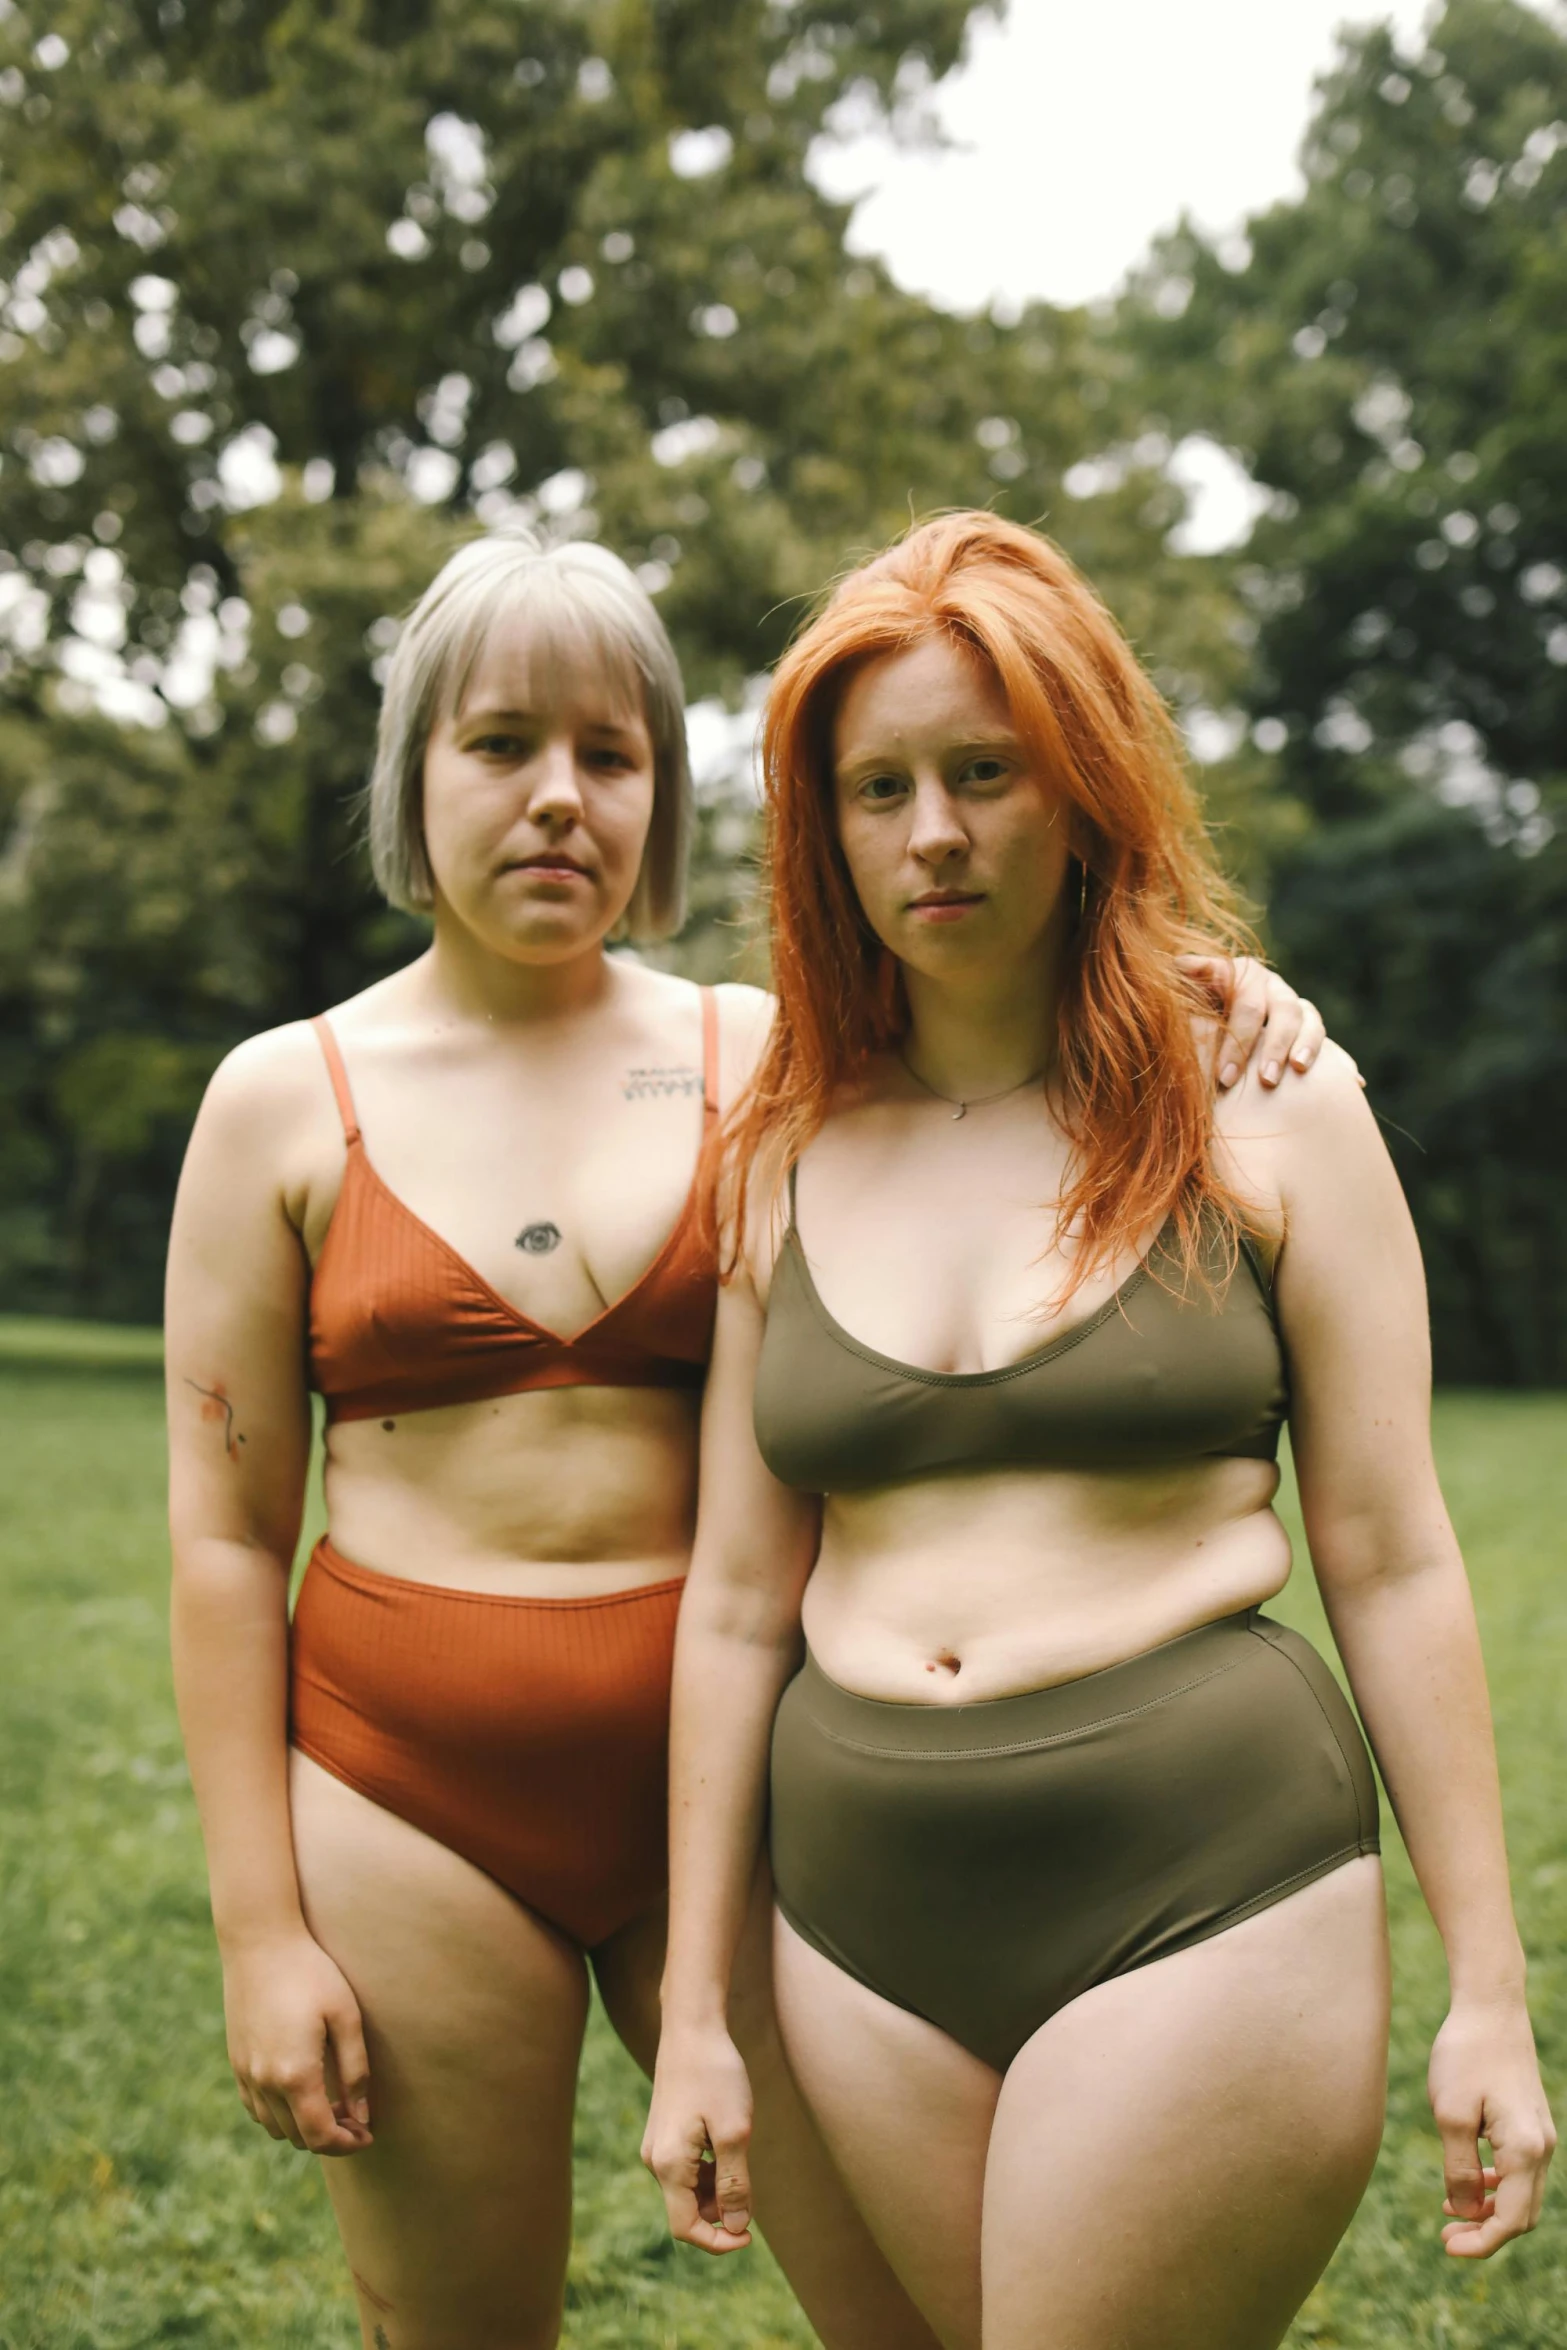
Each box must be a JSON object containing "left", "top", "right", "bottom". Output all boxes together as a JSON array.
[{"left": 753, "top": 1167, "right": 1289, "bottom": 1494}]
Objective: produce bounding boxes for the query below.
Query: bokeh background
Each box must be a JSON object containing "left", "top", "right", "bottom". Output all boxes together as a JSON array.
[
  {"left": 2, "top": 0, "right": 1564, "bottom": 1378},
  {"left": 1, "top": 3, "right": 1564, "bottom": 2344}
]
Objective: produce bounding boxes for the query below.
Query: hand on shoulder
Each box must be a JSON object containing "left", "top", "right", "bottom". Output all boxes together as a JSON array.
[{"left": 1216, "top": 1036, "right": 1368, "bottom": 1138}]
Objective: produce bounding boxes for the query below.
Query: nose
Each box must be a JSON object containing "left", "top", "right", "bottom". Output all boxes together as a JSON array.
[
  {"left": 906, "top": 773, "right": 969, "bottom": 867},
  {"left": 525, "top": 735, "right": 584, "bottom": 829}
]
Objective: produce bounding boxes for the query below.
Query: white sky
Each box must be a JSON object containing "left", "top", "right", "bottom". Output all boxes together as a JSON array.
[{"left": 811, "top": 0, "right": 1439, "bottom": 312}]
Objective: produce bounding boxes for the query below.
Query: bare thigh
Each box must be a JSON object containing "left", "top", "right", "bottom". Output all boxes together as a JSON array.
[
  {"left": 776, "top": 1860, "right": 1390, "bottom": 2350},
  {"left": 290, "top": 1752, "right": 589, "bottom": 2350},
  {"left": 596, "top": 1873, "right": 942, "bottom": 2350},
  {"left": 774, "top": 1910, "right": 999, "bottom": 2350}
]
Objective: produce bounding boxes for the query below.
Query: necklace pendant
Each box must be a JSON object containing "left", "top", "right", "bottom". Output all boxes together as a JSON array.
[{"left": 951, "top": 1103, "right": 966, "bottom": 1121}]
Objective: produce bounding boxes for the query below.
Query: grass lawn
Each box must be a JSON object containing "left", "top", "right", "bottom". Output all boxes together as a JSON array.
[{"left": 0, "top": 1339, "right": 1560, "bottom": 2348}]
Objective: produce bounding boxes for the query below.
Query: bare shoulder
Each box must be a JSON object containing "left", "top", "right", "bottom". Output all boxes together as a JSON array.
[
  {"left": 199, "top": 1019, "right": 329, "bottom": 1133},
  {"left": 201, "top": 962, "right": 429, "bottom": 1140},
  {"left": 184, "top": 1018, "right": 344, "bottom": 1216},
  {"left": 1210, "top": 1039, "right": 1381, "bottom": 1242},
  {"left": 712, "top": 981, "right": 775, "bottom": 1092},
  {"left": 1214, "top": 1037, "right": 1370, "bottom": 1149}
]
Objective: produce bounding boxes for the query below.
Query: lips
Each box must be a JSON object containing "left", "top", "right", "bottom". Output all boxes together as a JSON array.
[{"left": 507, "top": 854, "right": 589, "bottom": 879}]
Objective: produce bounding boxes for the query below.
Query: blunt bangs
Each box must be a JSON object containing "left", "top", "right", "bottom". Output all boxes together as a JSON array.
[{"left": 367, "top": 530, "right": 692, "bottom": 941}]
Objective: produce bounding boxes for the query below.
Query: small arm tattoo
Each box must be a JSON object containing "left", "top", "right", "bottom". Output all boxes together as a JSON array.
[
  {"left": 374, "top": 2330, "right": 390, "bottom": 2350},
  {"left": 516, "top": 1221, "right": 562, "bottom": 1255},
  {"left": 624, "top": 1062, "right": 702, "bottom": 1101},
  {"left": 184, "top": 1378, "right": 244, "bottom": 1458}
]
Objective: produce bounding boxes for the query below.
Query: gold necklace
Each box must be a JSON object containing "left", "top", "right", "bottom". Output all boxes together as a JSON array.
[{"left": 897, "top": 1046, "right": 1050, "bottom": 1121}]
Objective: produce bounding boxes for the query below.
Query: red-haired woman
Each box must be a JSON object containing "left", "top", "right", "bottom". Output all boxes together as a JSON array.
[{"left": 645, "top": 513, "right": 1554, "bottom": 2347}]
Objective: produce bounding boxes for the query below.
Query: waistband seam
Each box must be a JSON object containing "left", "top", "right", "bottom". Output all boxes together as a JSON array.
[
  {"left": 799, "top": 1653, "right": 1249, "bottom": 1761},
  {"left": 307, "top": 1541, "right": 688, "bottom": 1611}
]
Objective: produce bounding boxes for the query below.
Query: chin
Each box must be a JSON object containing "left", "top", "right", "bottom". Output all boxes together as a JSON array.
[
  {"left": 474, "top": 901, "right": 608, "bottom": 961},
  {"left": 506, "top": 924, "right": 608, "bottom": 964}
]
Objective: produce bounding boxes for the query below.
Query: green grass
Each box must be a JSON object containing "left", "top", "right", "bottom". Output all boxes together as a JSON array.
[
  {"left": 0, "top": 1315, "right": 163, "bottom": 1371},
  {"left": 0, "top": 1349, "right": 1560, "bottom": 2348}
]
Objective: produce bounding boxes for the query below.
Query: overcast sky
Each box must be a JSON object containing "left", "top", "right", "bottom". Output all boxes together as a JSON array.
[{"left": 810, "top": 0, "right": 1439, "bottom": 313}]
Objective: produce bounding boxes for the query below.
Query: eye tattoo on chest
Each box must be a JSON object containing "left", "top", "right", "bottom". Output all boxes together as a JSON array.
[
  {"left": 516, "top": 1221, "right": 562, "bottom": 1255},
  {"left": 624, "top": 1063, "right": 702, "bottom": 1101}
]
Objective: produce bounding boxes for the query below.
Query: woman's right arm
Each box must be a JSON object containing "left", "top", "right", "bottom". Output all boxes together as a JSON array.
[
  {"left": 643, "top": 1260, "right": 820, "bottom": 2254},
  {"left": 166, "top": 1036, "right": 371, "bottom": 2158}
]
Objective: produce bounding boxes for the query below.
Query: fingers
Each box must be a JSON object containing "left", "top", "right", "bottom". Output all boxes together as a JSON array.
[
  {"left": 1210, "top": 956, "right": 1264, "bottom": 1091},
  {"left": 244, "top": 2062, "right": 373, "bottom": 2157},
  {"left": 1442, "top": 2161, "right": 1538, "bottom": 2257},
  {"left": 1442, "top": 2164, "right": 1500, "bottom": 2217},
  {"left": 327, "top": 1998, "right": 374, "bottom": 2135},
  {"left": 259, "top": 2085, "right": 308, "bottom": 2151},
  {"left": 709, "top": 2122, "right": 753, "bottom": 2242},
  {"left": 1439, "top": 2115, "right": 1554, "bottom": 2258},
  {"left": 1177, "top": 953, "right": 1333, "bottom": 1090},
  {"left": 645, "top": 2115, "right": 753, "bottom": 2256},
  {"left": 1435, "top": 2100, "right": 1488, "bottom": 2226},
  {"left": 236, "top": 2078, "right": 287, "bottom": 2141},
  {"left": 1280, "top": 990, "right": 1325, "bottom": 1075}
]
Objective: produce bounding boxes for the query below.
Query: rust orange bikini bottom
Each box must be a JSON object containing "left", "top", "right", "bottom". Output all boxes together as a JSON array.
[{"left": 289, "top": 1537, "right": 683, "bottom": 1948}]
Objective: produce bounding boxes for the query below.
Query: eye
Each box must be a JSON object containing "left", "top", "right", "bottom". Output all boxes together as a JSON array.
[
  {"left": 470, "top": 731, "right": 527, "bottom": 758},
  {"left": 585, "top": 744, "right": 637, "bottom": 770},
  {"left": 856, "top": 772, "right": 908, "bottom": 805},
  {"left": 958, "top": 755, "right": 1011, "bottom": 789}
]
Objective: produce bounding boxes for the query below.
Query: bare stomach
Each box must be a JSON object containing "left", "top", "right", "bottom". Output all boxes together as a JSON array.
[
  {"left": 800, "top": 1457, "right": 1294, "bottom": 1703},
  {"left": 320, "top": 1384, "right": 700, "bottom": 1595}
]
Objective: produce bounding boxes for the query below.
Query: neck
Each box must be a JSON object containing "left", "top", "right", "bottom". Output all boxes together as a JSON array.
[
  {"left": 900, "top": 918, "right": 1066, "bottom": 1101},
  {"left": 422, "top": 904, "right": 617, "bottom": 1027}
]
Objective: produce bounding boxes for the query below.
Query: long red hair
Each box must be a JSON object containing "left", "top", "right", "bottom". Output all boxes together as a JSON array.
[{"left": 725, "top": 510, "right": 1257, "bottom": 1295}]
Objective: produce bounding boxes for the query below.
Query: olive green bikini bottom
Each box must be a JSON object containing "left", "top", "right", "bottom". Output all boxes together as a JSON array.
[{"left": 770, "top": 1608, "right": 1380, "bottom": 2072}]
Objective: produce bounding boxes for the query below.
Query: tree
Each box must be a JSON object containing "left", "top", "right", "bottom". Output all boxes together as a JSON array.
[
  {"left": 1115, "top": 0, "right": 1567, "bottom": 1381},
  {"left": 1, "top": 0, "right": 1247, "bottom": 1320}
]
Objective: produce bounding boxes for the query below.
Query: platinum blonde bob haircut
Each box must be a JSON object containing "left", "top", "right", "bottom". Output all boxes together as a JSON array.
[{"left": 367, "top": 529, "right": 692, "bottom": 941}]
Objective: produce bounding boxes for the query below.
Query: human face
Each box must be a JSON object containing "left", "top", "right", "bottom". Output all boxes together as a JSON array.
[
  {"left": 422, "top": 615, "right": 656, "bottom": 963},
  {"left": 831, "top": 633, "right": 1073, "bottom": 988}
]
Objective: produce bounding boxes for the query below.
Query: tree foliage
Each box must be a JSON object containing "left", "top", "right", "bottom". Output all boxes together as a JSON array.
[
  {"left": 1117, "top": 0, "right": 1567, "bottom": 1380},
  {"left": 2, "top": 0, "right": 1561, "bottom": 1382},
  {"left": 1, "top": 0, "right": 1237, "bottom": 1319}
]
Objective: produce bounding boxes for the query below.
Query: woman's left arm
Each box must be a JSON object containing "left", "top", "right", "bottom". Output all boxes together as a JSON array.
[{"left": 1266, "top": 1046, "right": 1555, "bottom": 2257}]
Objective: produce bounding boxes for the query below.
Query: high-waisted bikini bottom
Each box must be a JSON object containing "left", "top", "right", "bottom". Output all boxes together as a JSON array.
[
  {"left": 770, "top": 1607, "right": 1380, "bottom": 2070},
  {"left": 290, "top": 1537, "right": 683, "bottom": 1947}
]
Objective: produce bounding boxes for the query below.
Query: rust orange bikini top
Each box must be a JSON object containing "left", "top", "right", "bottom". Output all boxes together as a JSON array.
[{"left": 307, "top": 993, "right": 720, "bottom": 1423}]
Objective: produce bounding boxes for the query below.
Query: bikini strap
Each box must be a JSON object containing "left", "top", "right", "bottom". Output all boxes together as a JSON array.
[
  {"left": 310, "top": 1016, "right": 362, "bottom": 1147},
  {"left": 699, "top": 987, "right": 720, "bottom": 1130}
]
